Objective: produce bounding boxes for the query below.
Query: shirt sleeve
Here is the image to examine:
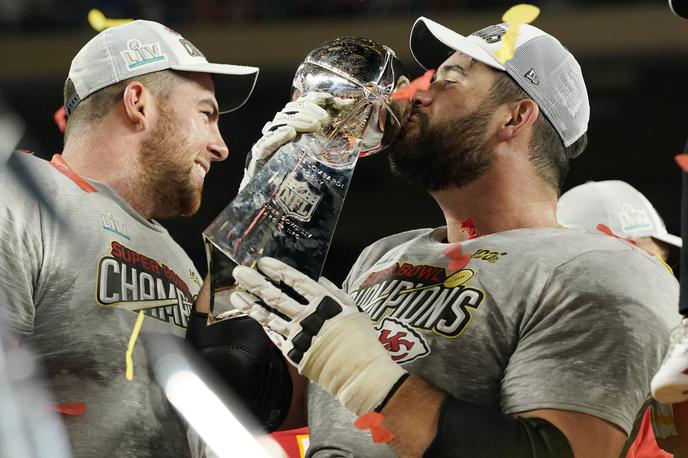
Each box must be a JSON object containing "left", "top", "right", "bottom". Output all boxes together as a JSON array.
[
  {"left": 500, "top": 248, "right": 679, "bottom": 435},
  {"left": 0, "top": 166, "right": 44, "bottom": 335}
]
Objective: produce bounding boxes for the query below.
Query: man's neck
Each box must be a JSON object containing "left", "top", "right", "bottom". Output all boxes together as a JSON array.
[
  {"left": 430, "top": 163, "right": 559, "bottom": 243},
  {"left": 61, "top": 133, "right": 154, "bottom": 219}
]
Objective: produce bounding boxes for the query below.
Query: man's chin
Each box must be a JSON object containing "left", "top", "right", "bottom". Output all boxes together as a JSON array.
[
  {"left": 162, "top": 189, "right": 201, "bottom": 218},
  {"left": 182, "top": 192, "right": 202, "bottom": 216}
]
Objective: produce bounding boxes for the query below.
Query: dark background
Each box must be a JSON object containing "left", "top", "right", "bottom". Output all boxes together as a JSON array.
[{"left": 3, "top": 0, "right": 688, "bottom": 285}]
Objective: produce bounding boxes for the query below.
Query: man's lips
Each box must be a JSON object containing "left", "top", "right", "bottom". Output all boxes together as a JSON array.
[
  {"left": 191, "top": 159, "right": 210, "bottom": 185},
  {"left": 405, "top": 113, "right": 424, "bottom": 129},
  {"left": 194, "top": 159, "right": 210, "bottom": 176}
]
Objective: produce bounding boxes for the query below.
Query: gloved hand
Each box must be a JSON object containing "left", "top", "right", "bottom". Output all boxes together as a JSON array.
[
  {"left": 230, "top": 257, "right": 407, "bottom": 416},
  {"left": 239, "top": 92, "right": 354, "bottom": 191}
]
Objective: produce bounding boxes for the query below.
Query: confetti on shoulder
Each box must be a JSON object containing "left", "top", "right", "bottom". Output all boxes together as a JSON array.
[
  {"left": 676, "top": 154, "right": 688, "bottom": 172},
  {"left": 495, "top": 4, "right": 541, "bottom": 64},
  {"left": 54, "top": 402, "right": 86, "bottom": 416},
  {"left": 443, "top": 242, "right": 472, "bottom": 271}
]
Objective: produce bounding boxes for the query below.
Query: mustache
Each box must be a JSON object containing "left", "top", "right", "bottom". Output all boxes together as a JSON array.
[
  {"left": 407, "top": 107, "right": 429, "bottom": 127},
  {"left": 409, "top": 106, "right": 425, "bottom": 118}
]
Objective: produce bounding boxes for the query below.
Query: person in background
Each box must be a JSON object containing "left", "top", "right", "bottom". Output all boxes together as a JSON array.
[
  {"left": 558, "top": 179, "right": 686, "bottom": 457},
  {"left": 558, "top": 180, "right": 680, "bottom": 266}
]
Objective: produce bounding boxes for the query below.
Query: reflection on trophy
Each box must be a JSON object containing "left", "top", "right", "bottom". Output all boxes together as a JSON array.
[{"left": 203, "top": 36, "right": 410, "bottom": 304}]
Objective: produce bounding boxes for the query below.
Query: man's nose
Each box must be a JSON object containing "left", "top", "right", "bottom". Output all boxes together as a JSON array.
[
  {"left": 209, "top": 125, "right": 229, "bottom": 162},
  {"left": 412, "top": 87, "right": 433, "bottom": 107}
]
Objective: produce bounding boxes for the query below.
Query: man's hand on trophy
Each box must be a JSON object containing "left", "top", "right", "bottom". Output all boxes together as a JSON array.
[
  {"left": 230, "top": 257, "right": 407, "bottom": 416},
  {"left": 239, "top": 92, "right": 355, "bottom": 190}
]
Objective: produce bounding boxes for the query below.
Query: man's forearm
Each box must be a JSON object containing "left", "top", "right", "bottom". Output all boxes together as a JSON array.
[
  {"left": 380, "top": 374, "right": 444, "bottom": 456},
  {"left": 378, "top": 375, "right": 577, "bottom": 458}
]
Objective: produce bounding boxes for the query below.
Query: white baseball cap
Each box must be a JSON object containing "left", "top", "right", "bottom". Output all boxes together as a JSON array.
[
  {"left": 410, "top": 17, "right": 589, "bottom": 150},
  {"left": 557, "top": 180, "right": 681, "bottom": 247},
  {"left": 65, "top": 20, "right": 259, "bottom": 116}
]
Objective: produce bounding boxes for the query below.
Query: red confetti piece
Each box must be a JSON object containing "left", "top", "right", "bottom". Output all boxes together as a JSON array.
[
  {"left": 390, "top": 69, "right": 435, "bottom": 101},
  {"left": 596, "top": 223, "right": 637, "bottom": 246},
  {"left": 354, "top": 411, "right": 382, "bottom": 429},
  {"left": 448, "top": 257, "right": 471, "bottom": 271},
  {"left": 460, "top": 218, "right": 481, "bottom": 240},
  {"left": 54, "top": 402, "right": 86, "bottom": 416},
  {"left": 54, "top": 106, "right": 67, "bottom": 134},
  {"left": 596, "top": 223, "right": 613, "bottom": 236},
  {"left": 676, "top": 154, "right": 688, "bottom": 173},
  {"left": 443, "top": 242, "right": 471, "bottom": 271},
  {"left": 370, "top": 424, "right": 394, "bottom": 443},
  {"left": 354, "top": 412, "right": 394, "bottom": 443},
  {"left": 50, "top": 154, "right": 98, "bottom": 193},
  {"left": 443, "top": 243, "right": 462, "bottom": 259}
]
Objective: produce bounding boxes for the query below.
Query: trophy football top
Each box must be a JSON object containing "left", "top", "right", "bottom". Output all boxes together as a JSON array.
[{"left": 292, "top": 36, "right": 411, "bottom": 160}]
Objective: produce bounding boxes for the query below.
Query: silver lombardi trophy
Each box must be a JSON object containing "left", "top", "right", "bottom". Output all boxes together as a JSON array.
[{"left": 203, "top": 37, "right": 410, "bottom": 305}]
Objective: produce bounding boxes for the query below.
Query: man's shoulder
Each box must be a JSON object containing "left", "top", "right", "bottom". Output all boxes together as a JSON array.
[
  {"left": 6, "top": 150, "right": 54, "bottom": 170},
  {"left": 2, "top": 151, "right": 60, "bottom": 192},
  {"left": 0, "top": 151, "right": 60, "bottom": 208},
  {"left": 489, "top": 227, "right": 668, "bottom": 269},
  {"left": 479, "top": 227, "right": 678, "bottom": 305},
  {"left": 358, "top": 227, "right": 437, "bottom": 259},
  {"left": 542, "top": 228, "right": 672, "bottom": 275},
  {"left": 369, "top": 227, "right": 437, "bottom": 247},
  {"left": 532, "top": 229, "right": 680, "bottom": 326}
]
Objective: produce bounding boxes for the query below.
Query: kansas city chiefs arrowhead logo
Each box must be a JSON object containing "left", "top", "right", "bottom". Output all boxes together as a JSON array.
[{"left": 375, "top": 317, "right": 430, "bottom": 365}]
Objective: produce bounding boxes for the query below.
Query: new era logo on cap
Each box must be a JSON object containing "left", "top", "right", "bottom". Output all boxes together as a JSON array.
[{"left": 524, "top": 68, "right": 539, "bottom": 85}]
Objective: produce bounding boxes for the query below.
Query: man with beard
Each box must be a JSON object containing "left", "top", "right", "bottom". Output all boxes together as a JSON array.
[
  {"left": 0, "top": 20, "right": 258, "bottom": 457},
  {"left": 190, "top": 18, "right": 679, "bottom": 458}
]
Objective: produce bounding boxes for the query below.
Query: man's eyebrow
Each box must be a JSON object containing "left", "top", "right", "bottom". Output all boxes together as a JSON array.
[
  {"left": 199, "top": 98, "right": 219, "bottom": 118},
  {"left": 438, "top": 64, "right": 468, "bottom": 76}
]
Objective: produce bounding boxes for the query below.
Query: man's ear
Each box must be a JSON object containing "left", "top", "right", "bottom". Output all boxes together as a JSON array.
[
  {"left": 122, "top": 81, "right": 152, "bottom": 130},
  {"left": 497, "top": 99, "right": 539, "bottom": 142}
]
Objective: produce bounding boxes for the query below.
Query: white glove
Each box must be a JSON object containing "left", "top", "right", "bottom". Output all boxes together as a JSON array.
[
  {"left": 230, "top": 257, "right": 407, "bottom": 416},
  {"left": 239, "top": 93, "right": 355, "bottom": 191}
]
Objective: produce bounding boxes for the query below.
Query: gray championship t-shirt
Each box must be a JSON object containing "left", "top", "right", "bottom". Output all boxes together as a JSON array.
[
  {"left": 307, "top": 226, "right": 680, "bottom": 457},
  {"left": 0, "top": 152, "right": 201, "bottom": 457}
]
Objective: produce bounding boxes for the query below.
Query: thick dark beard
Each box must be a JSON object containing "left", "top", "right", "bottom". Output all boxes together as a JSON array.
[
  {"left": 138, "top": 107, "right": 201, "bottom": 219},
  {"left": 387, "top": 103, "right": 495, "bottom": 192}
]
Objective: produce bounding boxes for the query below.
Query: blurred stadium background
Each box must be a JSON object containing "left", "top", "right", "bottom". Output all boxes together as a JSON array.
[{"left": 2, "top": 0, "right": 687, "bottom": 284}]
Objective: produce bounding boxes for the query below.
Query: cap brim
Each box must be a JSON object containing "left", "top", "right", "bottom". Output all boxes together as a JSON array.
[
  {"left": 669, "top": 0, "right": 688, "bottom": 19},
  {"left": 653, "top": 232, "right": 682, "bottom": 248},
  {"left": 171, "top": 62, "right": 259, "bottom": 114},
  {"left": 410, "top": 17, "right": 504, "bottom": 72}
]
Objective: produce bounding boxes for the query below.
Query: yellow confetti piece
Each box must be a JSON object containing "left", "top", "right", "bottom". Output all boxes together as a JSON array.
[
  {"left": 655, "top": 253, "right": 674, "bottom": 274},
  {"left": 87, "top": 9, "right": 133, "bottom": 32},
  {"left": 495, "top": 4, "right": 541, "bottom": 64},
  {"left": 125, "top": 311, "right": 145, "bottom": 381}
]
